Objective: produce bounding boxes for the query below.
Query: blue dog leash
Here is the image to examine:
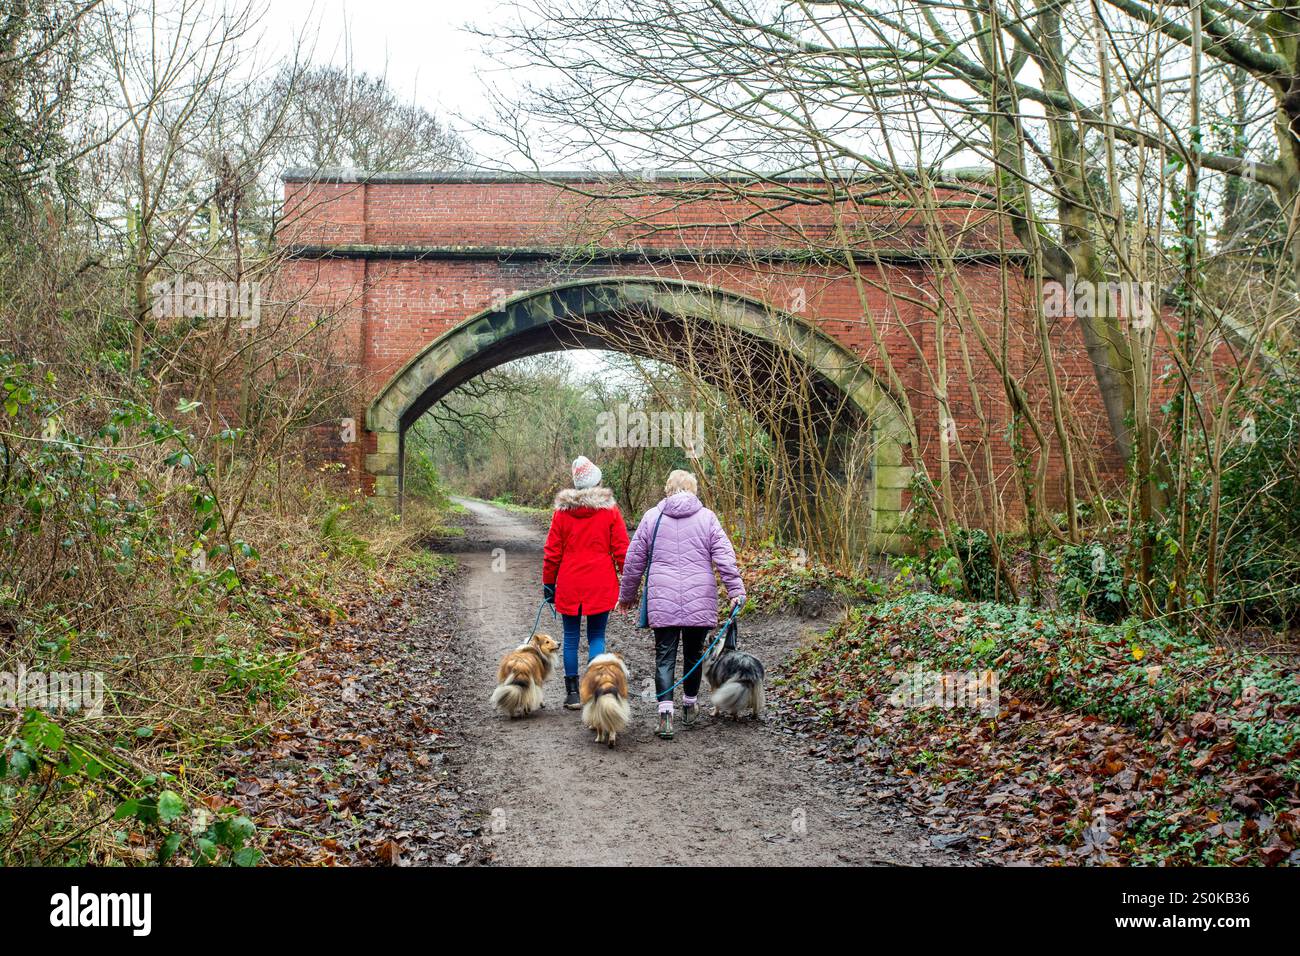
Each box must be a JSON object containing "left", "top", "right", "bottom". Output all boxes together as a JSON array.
[
  {"left": 532, "top": 598, "right": 558, "bottom": 636},
  {"left": 657, "top": 602, "right": 744, "bottom": 698}
]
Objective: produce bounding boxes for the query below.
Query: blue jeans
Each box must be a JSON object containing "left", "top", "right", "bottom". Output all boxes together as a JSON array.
[{"left": 562, "top": 610, "right": 609, "bottom": 677}]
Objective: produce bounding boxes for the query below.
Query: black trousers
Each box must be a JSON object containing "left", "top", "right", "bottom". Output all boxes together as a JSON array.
[{"left": 654, "top": 627, "right": 709, "bottom": 701}]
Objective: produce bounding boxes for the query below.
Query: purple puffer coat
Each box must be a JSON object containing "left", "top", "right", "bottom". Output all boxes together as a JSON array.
[{"left": 618, "top": 492, "right": 745, "bottom": 629}]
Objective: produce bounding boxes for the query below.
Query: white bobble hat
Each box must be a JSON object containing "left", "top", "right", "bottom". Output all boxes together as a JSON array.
[{"left": 572, "top": 455, "right": 602, "bottom": 490}]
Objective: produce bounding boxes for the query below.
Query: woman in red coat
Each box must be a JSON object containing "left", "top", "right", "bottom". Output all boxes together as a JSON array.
[{"left": 543, "top": 456, "right": 630, "bottom": 709}]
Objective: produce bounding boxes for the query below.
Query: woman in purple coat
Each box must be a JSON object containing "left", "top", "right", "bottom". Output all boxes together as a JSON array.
[{"left": 617, "top": 470, "right": 746, "bottom": 739}]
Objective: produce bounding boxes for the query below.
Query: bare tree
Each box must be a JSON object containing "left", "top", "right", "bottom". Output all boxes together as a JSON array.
[
  {"left": 261, "top": 63, "right": 470, "bottom": 175},
  {"left": 0, "top": 0, "right": 101, "bottom": 228}
]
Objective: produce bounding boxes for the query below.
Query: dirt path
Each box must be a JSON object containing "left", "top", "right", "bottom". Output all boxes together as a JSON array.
[{"left": 445, "top": 497, "right": 950, "bottom": 866}]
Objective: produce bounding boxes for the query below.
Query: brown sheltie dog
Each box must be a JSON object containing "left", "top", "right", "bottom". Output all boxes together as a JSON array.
[
  {"left": 490, "top": 633, "right": 560, "bottom": 718},
  {"left": 579, "top": 653, "right": 631, "bottom": 747}
]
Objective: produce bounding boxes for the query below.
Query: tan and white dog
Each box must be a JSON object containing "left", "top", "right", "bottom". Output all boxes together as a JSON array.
[
  {"left": 490, "top": 632, "right": 560, "bottom": 718},
  {"left": 579, "top": 652, "right": 631, "bottom": 747}
]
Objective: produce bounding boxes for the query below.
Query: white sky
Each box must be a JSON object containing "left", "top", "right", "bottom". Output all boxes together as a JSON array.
[{"left": 261, "top": 0, "right": 512, "bottom": 160}]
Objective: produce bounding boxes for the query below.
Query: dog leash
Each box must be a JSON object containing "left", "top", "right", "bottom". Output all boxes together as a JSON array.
[
  {"left": 532, "top": 598, "right": 558, "bottom": 637},
  {"left": 657, "top": 602, "right": 744, "bottom": 699}
]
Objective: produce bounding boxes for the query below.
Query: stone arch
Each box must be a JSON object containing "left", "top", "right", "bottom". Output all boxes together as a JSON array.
[{"left": 365, "top": 278, "right": 914, "bottom": 552}]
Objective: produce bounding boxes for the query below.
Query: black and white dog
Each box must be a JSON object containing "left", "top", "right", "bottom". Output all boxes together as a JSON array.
[{"left": 704, "top": 625, "right": 765, "bottom": 718}]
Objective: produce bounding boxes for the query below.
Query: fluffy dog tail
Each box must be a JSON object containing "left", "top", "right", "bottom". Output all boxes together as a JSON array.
[
  {"left": 582, "top": 689, "right": 630, "bottom": 737},
  {"left": 490, "top": 674, "right": 540, "bottom": 717},
  {"left": 712, "top": 678, "right": 763, "bottom": 716}
]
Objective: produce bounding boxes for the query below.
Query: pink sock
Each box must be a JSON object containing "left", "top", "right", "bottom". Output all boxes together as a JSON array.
[
  {"left": 683, "top": 695, "right": 697, "bottom": 706},
  {"left": 658, "top": 700, "right": 674, "bottom": 714}
]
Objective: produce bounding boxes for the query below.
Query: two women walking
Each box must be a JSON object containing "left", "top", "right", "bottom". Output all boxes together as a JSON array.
[{"left": 542, "top": 457, "right": 746, "bottom": 740}]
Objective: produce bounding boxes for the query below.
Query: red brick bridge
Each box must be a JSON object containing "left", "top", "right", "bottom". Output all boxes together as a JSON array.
[{"left": 280, "top": 170, "right": 1115, "bottom": 552}]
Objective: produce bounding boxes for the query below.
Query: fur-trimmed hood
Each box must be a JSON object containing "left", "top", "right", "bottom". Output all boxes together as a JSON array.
[{"left": 553, "top": 486, "right": 618, "bottom": 511}]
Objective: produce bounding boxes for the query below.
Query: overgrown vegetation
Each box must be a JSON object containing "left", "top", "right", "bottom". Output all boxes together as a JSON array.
[
  {"left": 779, "top": 594, "right": 1300, "bottom": 864},
  {"left": 1204, "top": 362, "right": 1300, "bottom": 626},
  {"left": 0, "top": 355, "right": 459, "bottom": 864},
  {"left": 6, "top": 0, "right": 1300, "bottom": 871},
  {"left": 0, "top": 2, "right": 465, "bottom": 866}
]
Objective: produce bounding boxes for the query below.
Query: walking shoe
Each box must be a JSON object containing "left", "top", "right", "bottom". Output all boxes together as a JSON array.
[
  {"left": 563, "top": 676, "right": 581, "bottom": 710},
  {"left": 681, "top": 702, "right": 698, "bottom": 727},
  {"left": 655, "top": 711, "right": 674, "bottom": 739}
]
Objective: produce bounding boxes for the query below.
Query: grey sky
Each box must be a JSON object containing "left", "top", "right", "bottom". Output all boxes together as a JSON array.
[{"left": 264, "top": 0, "right": 509, "bottom": 158}]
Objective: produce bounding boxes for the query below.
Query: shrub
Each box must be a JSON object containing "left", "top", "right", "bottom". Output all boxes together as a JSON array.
[
  {"left": 897, "top": 477, "right": 1004, "bottom": 602},
  {"left": 951, "top": 528, "right": 1001, "bottom": 601},
  {"left": 1207, "top": 364, "right": 1300, "bottom": 623},
  {"left": 893, "top": 526, "right": 1003, "bottom": 602},
  {"left": 1054, "top": 540, "right": 1130, "bottom": 622},
  {"left": 405, "top": 449, "right": 449, "bottom": 508}
]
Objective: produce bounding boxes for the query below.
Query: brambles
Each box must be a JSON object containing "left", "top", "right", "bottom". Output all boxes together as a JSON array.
[{"left": 193, "top": 637, "right": 302, "bottom": 708}]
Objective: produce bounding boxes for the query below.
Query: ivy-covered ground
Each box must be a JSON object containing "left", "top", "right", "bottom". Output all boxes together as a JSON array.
[
  {"left": 739, "top": 542, "right": 1300, "bottom": 865},
  {"left": 773, "top": 592, "right": 1300, "bottom": 864}
]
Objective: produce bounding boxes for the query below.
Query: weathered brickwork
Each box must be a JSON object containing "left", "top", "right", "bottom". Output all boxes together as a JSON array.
[{"left": 279, "top": 172, "right": 1123, "bottom": 549}]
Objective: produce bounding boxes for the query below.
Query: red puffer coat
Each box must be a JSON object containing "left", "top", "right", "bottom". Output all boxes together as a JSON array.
[{"left": 542, "top": 487, "right": 630, "bottom": 616}]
